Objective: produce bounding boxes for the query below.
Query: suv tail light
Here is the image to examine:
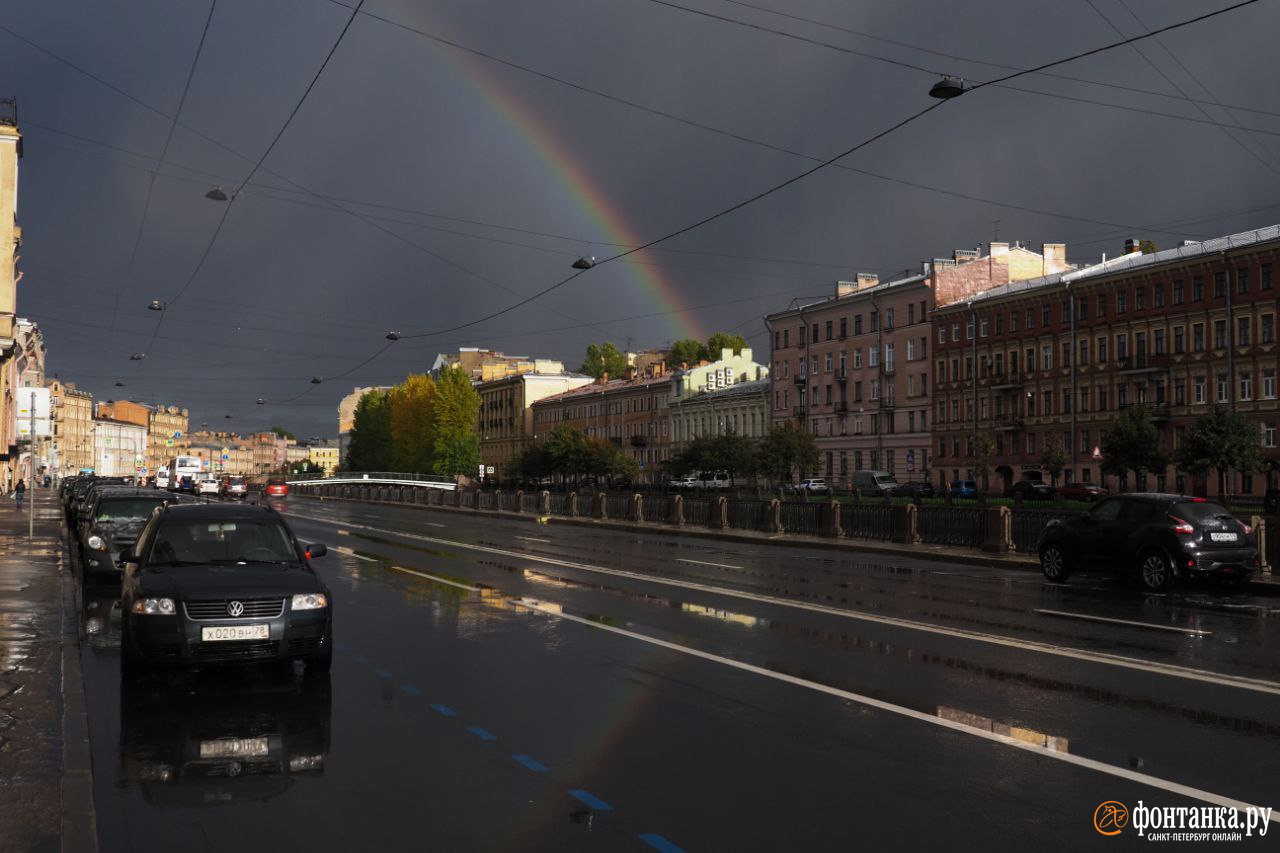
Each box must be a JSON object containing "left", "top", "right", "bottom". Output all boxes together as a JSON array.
[{"left": 1169, "top": 515, "right": 1195, "bottom": 535}]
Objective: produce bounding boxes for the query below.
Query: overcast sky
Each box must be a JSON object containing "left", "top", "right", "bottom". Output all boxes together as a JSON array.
[{"left": 3, "top": 0, "right": 1278, "bottom": 437}]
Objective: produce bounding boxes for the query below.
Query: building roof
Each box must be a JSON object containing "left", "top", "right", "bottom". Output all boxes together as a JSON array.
[
  {"left": 669, "top": 378, "right": 770, "bottom": 405},
  {"left": 940, "top": 224, "right": 1280, "bottom": 311},
  {"left": 765, "top": 272, "right": 928, "bottom": 320},
  {"left": 534, "top": 371, "right": 670, "bottom": 402}
]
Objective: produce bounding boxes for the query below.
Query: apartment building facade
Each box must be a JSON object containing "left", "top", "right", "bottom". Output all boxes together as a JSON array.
[
  {"left": 668, "top": 378, "right": 771, "bottom": 450},
  {"left": 476, "top": 362, "right": 592, "bottom": 480},
  {"left": 766, "top": 243, "right": 1071, "bottom": 486},
  {"left": 147, "top": 405, "right": 189, "bottom": 476},
  {"left": 932, "top": 228, "right": 1280, "bottom": 496},
  {"left": 48, "top": 379, "right": 94, "bottom": 477}
]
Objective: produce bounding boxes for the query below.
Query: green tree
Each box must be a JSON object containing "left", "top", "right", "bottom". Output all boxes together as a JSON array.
[
  {"left": 432, "top": 366, "right": 482, "bottom": 477},
  {"left": 757, "top": 422, "right": 818, "bottom": 486},
  {"left": 1040, "top": 435, "right": 1069, "bottom": 486},
  {"left": 1100, "top": 405, "right": 1168, "bottom": 491},
  {"left": 708, "top": 431, "right": 758, "bottom": 484},
  {"left": 1175, "top": 407, "right": 1263, "bottom": 498},
  {"left": 704, "top": 332, "right": 748, "bottom": 359},
  {"left": 542, "top": 426, "right": 592, "bottom": 480},
  {"left": 1139, "top": 239, "right": 1159, "bottom": 254},
  {"left": 586, "top": 438, "right": 639, "bottom": 482},
  {"left": 666, "top": 339, "right": 705, "bottom": 369},
  {"left": 270, "top": 425, "right": 297, "bottom": 441},
  {"left": 967, "top": 434, "right": 997, "bottom": 494},
  {"left": 579, "top": 342, "right": 629, "bottom": 379},
  {"left": 669, "top": 435, "right": 716, "bottom": 477},
  {"left": 388, "top": 373, "right": 437, "bottom": 473},
  {"left": 344, "top": 390, "right": 392, "bottom": 471}
]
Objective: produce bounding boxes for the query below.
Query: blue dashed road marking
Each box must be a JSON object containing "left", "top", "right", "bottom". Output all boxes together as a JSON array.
[
  {"left": 335, "top": 642, "right": 350, "bottom": 652},
  {"left": 569, "top": 790, "right": 614, "bottom": 811},
  {"left": 431, "top": 704, "right": 456, "bottom": 716},
  {"left": 400, "top": 684, "right": 423, "bottom": 696},
  {"left": 466, "top": 726, "right": 497, "bottom": 741},
  {"left": 351, "top": 654, "right": 369, "bottom": 664},
  {"left": 639, "top": 833, "right": 684, "bottom": 852},
  {"left": 512, "top": 755, "right": 548, "bottom": 772},
  {"left": 373, "top": 668, "right": 392, "bottom": 679}
]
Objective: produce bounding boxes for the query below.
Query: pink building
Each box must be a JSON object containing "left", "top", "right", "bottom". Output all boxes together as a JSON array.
[{"left": 764, "top": 243, "right": 1072, "bottom": 487}]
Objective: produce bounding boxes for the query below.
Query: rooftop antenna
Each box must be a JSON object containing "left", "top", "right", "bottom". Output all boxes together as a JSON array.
[{"left": 991, "top": 219, "right": 1001, "bottom": 242}]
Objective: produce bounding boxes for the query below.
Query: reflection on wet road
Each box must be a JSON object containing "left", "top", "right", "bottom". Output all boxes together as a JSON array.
[{"left": 77, "top": 495, "right": 1280, "bottom": 850}]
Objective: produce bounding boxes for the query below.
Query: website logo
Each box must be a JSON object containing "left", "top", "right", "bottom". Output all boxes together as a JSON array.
[{"left": 1095, "top": 801, "right": 1129, "bottom": 836}]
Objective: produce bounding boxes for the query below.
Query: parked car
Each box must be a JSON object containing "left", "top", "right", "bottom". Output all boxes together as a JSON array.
[
  {"left": 1057, "top": 481, "right": 1109, "bottom": 502},
  {"left": 793, "top": 478, "right": 830, "bottom": 495},
  {"left": 668, "top": 475, "right": 700, "bottom": 490},
  {"left": 78, "top": 488, "right": 177, "bottom": 580},
  {"left": 894, "top": 481, "right": 935, "bottom": 499},
  {"left": 154, "top": 471, "right": 171, "bottom": 490},
  {"left": 852, "top": 470, "right": 899, "bottom": 497},
  {"left": 195, "top": 475, "right": 221, "bottom": 497},
  {"left": 949, "top": 479, "right": 978, "bottom": 498},
  {"left": 265, "top": 478, "right": 290, "bottom": 497},
  {"left": 119, "top": 502, "right": 331, "bottom": 673},
  {"left": 697, "top": 471, "right": 731, "bottom": 490},
  {"left": 220, "top": 475, "right": 248, "bottom": 500},
  {"left": 1007, "top": 480, "right": 1055, "bottom": 500},
  {"left": 1038, "top": 494, "right": 1259, "bottom": 592}
]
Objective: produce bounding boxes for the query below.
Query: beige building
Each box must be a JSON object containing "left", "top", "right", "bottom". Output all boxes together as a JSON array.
[
  {"left": 146, "top": 405, "right": 189, "bottom": 476},
  {"left": 186, "top": 431, "right": 253, "bottom": 476},
  {"left": 476, "top": 361, "right": 592, "bottom": 480},
  {"left": 0, "top": 103, "right": 22, "bottom": 487},
  {"left": 48, "top": 379, "right": 93, "bottom": 478},
  {"left": 309, "top": 441, "right": 340, "bottom": 475},
  {"left": 431, "top": 348, "right": 540, "bottom": 383},
  {"left": 669, "top": 378, "right": 771, "bottom": 451}
]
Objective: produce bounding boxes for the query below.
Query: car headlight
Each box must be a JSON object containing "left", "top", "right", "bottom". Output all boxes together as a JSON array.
[
  {"left": 291, "top": 593, "right": 328, "bottom": 611},
  {"left": 87, "top": 534, "right": 105, "bottom": 551},
  {"left": 131, "top": 597, "right": 176, "bottom": 615}
]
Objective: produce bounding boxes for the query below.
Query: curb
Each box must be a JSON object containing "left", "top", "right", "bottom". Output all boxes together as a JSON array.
[
  {"left": 59, "top": 522, "right": 98, "bottom": 853},
  {"left": 298, "top": 492, "right": 1280, "bottom": 596}
]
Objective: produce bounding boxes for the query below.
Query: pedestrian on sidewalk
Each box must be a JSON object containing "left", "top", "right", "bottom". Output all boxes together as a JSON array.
[{"left": 14, "top": 478, "right": 25, "bottom": 511}]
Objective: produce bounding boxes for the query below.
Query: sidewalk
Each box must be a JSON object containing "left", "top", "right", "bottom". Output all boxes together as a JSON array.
[
  {"left": 302, "top": 491, "right": 1280, "bottom": 596},
  {"left": 0, "top": 490, "right": 95, "bottom": 853}
]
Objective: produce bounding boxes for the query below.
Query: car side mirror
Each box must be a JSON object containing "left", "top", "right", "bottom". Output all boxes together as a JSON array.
[{"left": 305, "top": 543, "right": 327, "bottom": 558}]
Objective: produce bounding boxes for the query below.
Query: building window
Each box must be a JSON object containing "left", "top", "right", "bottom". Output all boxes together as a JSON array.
[
  {"left": 1077, "top": 296, "right": 1088, "bottom": 320},
  {"left": 886, "top": 308, "right": 895, "bottom": 329},
  {"left": 1193, "top": 277, "right": 1204, "bottom": 301},
  {"left": 1097, "top": 336, "right": 1107, "bottom": 363},
  {"left": 1097, "top": 296, "right": 1106, "bottom": 319},
  {"left": 951, "top": 322, "right": 959, "bottom": 342},
  {"left": 938, "top": 325, "right": 947, "bottom": 344},
  {"left": 813, "top": 323, "right": 819, "bottom": 341},
  {"left": 840, "top": 317, "right": 847, "bottom": 338},
  {"left": 1097, "top": 387, "right": 1108, "bottom": 411},
  {"left": 1193, "top": 323, "right": 1205, "bottom": 352},
  {"left": 855, "top": 315, "right": 863, "bottom": 335},
  {"left": 870, "top": 380, "right": 880, "bottom": 400},
  {"left": 824, "top": 353, "right": 833, "bottom": 372},
  {"left": 1116, "top": 334, "right": 1128, "bottom": 359},
  {"left": 1116, "top": 290, "right": 1127, "bottom": 313},
  {"left": 1061, "top": 341, "right": 1071, "bottom": 368},
  {"left": 1194, "top": 376, "right": 1205, "bottom": 404},
  {"left": 870, "top": 312, "right": 879, "bottom": 332},
  {"left": 1263, "top": 264, "right": 1273, "bottom": 291},
  {"left": 854, "top": 381, "right": 862, "bottom": 402},
  {"left": 906, "top": 338, "right": 916, "bottom": 361},
  {"left": 1264, "top": 423, "right": 1277, "bottom": 449},
  {"left": 1240, "top": 372, "right": 1253, "bottom": 401},
  {"left": 1238, "top": 268, "right": 1249, "bottom": 294},
  {"left": 1041, "top": 345, "right": 1052, "bottom": 371},
  {"left": 1216, "top": 374, "right": 1229, "bottom": 403},
  {"left": 1175, "top": 382, "right": 1185, "bottom": 406},
  {"left": 1136, "top": 287, "right": 1146, "bottom": 310},
  {"left": 1041, "top": 305, "right": 1051, "bottom": 328},
  {"left": 798, "top": 326, "right": 806, "bottom": 346},
  {"left": 1153, "top": 284, "right": 1164, "bottom": 308},
  {"left": 1264, "top": 369, "right": 1276, "bottom": 399},
  {"left": 1174, "top": 326, "right": 1185, "bottom": 354},
  {"left": 1026, "top": 432, "right": 1036, "bottom": 454},
  {"left": 853, "top": 348, "right": 863, "bottom": 369},
  {"left": 1060, "top": 300, "right": 1069, "bottom": 322},
  {"left": 1173, "top": 280, "right": 1184, "bottom": 304},
  {"left": 1214, "top": 271, "right": 1226, "bottom": 298},
  {"left": 995, "top": 313, "right": 1003, "bottom": 335},
  {"left": 1262, "top": 314, "right": 1275, "bottom": 344},
  {"left": 869, "top": 347, "right": 879, "bottom": 368},
  {"left": 979, "top": 318, "right": 989, "bottom": 337},
  {"left": 1238, "top": 317, "right": 1251, "bottom": 347},
  {"left": 1026, "top": 308, "right": 1034, "bottom": 330},
  {"left": 1154, "top": 328, "right": 1166, "bottom": 355},
  {"left": 1213, "top": 320, "right": 1226, "bottom": 350},
  {"left": 1009, "top": 311, "right": 1018, "bottom": 333},
  {"left": 783, "top": 329, "right": 789, "bottom": 348},
  {"left": 824, "top": 320, "right": 833, "bottom": 340},
  {"left": 1078, "top": 339, "right": 1088, "bottom": 366}
]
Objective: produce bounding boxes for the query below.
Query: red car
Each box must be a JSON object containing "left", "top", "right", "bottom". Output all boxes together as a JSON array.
[
  {"left": 265, "top": 478, "right": 289, "bottom": 497},
  {"left": 1057, "top": 482, "right": 1109, "bottom": 502}
]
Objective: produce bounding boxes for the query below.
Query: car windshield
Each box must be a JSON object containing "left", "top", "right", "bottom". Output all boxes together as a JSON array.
[
  {"left": 96, "top": 499, "right": 165, "bottom": 523},
  {"left": 148, "top": 520, "right": 299, "bottom": 566}
]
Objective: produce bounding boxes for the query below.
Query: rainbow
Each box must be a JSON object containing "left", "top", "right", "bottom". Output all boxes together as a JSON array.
[{"left": 427, "top": 28, "right": 706, "bottom": 343}]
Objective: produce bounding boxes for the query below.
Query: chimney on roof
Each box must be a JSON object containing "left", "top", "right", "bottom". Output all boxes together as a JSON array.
[
  {"left": 989, "top": 242, "right": 1009, "bottom": 257},
  {"left": 596, "top": 372, "right": 609, "bottom": 385},
  {"left": 1124, "top": 237, "right": 1142, "bottom": 255},
  {"left": 856, "top": 272, "right": 879, "bottom": 289},
  {"left": 625, "top": 366, "right": 637, "bottom": 381}
]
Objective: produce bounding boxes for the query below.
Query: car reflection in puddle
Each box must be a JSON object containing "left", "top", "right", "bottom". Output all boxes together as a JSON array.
[{"left": 119, "top": 666, "right": 331, "bottom": 806}]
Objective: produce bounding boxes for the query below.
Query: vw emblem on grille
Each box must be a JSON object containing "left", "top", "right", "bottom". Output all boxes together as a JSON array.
[{"left": 227, "top": 600, "right": 245, "bottom": 617}]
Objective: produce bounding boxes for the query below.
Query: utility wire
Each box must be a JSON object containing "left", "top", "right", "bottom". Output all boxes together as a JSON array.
[
  {"left": 108, "top": 0, "right": 218, "bottom": 348},
  {"left": 143, "top": 0, "right": 368, "bottom": 356}
]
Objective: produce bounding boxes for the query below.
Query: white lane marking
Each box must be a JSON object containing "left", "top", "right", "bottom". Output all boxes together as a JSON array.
[
  {"left": 423, "top": 522, "right": 446, "bottom": 528},
  {"left": 1035, "top": 609, "right": 1214, "bottom": 636},
  {"left": 516, "top": 536, "right": 553, "bottom": 544},
  {"left": 335, "top": 546, "right": 379, "bottom": 563},
  {"left": 677, "top": 558, "right": 744, "bottom": 570},
  {"left": 283, "top": 510, "right": 1280, "bottom": 696},
  {"left": 385, "top": 563, "right": 1273, "bottom": 814}
]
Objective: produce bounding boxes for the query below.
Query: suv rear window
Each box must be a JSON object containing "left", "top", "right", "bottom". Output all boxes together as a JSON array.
[{"left": 1171, "top": 500, "right": 1233, "bottom": 523}]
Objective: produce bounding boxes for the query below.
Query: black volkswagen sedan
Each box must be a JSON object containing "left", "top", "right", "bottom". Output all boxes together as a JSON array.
[
  {"left": 120, "top": 503, "right": 331, "bottom": 674},
  {"left": 1038, "top": 493, "right": 1259, "bottom": 592}
]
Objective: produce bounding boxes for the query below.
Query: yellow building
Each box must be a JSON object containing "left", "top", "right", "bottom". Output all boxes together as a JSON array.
[
  {"left": 146, "top": 404, "right": 189, "bottom": 477},
  {"left": 48, "top": 379, "right": 94, "bottom": 477},
  {"left": 309, "top": 443, "right": 340, "bottom": 475},
  {"left": 0, "top": 102, "right": 22, "bottom": 488}
]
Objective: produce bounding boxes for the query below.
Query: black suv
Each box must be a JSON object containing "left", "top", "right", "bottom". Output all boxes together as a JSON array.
[
  {"left": 120, "top": 503, "right": 331, "bottom": 674},
  {"left": 1038, "top": 493, "right": 1259, "bottom": 591}
]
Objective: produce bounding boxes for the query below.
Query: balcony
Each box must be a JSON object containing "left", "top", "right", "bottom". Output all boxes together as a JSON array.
[
  {"left": 1120, "top": 402, "right": 1171, "bottom": 422},
  {"left": 834, "top": 400, "right": 849, "bottom": 414},
  {"left": 994, "top": 416, "right": 1025, "bottom": 431},
  {"left": 792, "top": 406, "right": 808, "bottom": 420},
  {"left": 792, "top": 373, "right": 808, "bottom": 386},
  {"left": 881, "top": 363, "right": 896, "bottom": 376},
  {"left": 630, "top": 435, "right": 648, "bottom": 447},
  {"left": 879, "top": 398, "right": 895, "bottom": 409},
  {"left": 835, "top": 367, "right": 848, "bottom": 382},
  {"left": 990, "top": 371, "right": 1023, "bottom": 391},
  {"left": 1116, "top": 354, "right": 1167, "bottom": 374}
]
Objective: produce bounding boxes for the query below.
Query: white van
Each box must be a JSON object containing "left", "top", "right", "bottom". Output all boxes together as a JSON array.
[
  {"left": 154, "top": 470, "right": 170, "bottom": 490},
  {"left": 698, "top": 471, "right": 731, "bottom": 490}
]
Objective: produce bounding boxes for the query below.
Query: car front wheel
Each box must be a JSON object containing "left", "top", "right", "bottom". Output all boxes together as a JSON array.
[
  {"left": 1139, "top": 550, "right": 1174, "bottom": 592},
  {"left": 1040, "top": 543, "right": 1071, "bottom": 583}
]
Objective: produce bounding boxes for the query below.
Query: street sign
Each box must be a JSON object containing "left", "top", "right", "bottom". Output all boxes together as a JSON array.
[
  {"left": 486, "top": 466, "right": 495, "bottom": 475},
  {"left": 173, "top": 431, "right": 182, "bottom": 439},
  {"left": 906, "top": 450, "right": 915, "bottom": 465}
]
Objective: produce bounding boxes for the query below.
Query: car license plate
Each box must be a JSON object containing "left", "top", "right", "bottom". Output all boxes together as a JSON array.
[
  {"left": 201, "top": 624, "right": 269, "bottom": 642},
  {"left": 199, "top": 737, "right": 270, "bottom": 759},
  {"left": 1210, "top": 532, "right": 1238, "bottom": 542}
]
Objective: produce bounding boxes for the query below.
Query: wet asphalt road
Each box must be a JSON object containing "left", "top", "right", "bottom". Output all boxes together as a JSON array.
[{"left": 75, "top": 495, "right": 1280, "bottom": 851}]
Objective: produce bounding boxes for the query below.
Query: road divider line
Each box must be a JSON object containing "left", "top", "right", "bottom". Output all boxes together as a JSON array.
[
  {"left": 513, "top": 754, "right": 548, "bottom": 772},
  {"left": 1034, "top": 608, "right": 1214, "bottom": 636},
  {"left": 467, "top": 726, "right": 497, "bottom": 741},
  {"left": 517, "top": 536, "right": 553, "bottom": 544},
  {"left": 677, "top": 558, "right": 744, "bottom": 570},
  {"left": 335, "top": 545, "right": 379, "bottom": 562},
  {"left": 288, "top": 511, "right": 1280, "bottom": 696},
  {"left": 381, "top": 562, "right": 1275, "bottom": 815}
]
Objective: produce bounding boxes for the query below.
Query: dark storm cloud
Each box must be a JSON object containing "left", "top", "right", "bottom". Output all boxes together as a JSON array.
[{"left": 3, "top": 0, "right": 1277, "bottom": 435}]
